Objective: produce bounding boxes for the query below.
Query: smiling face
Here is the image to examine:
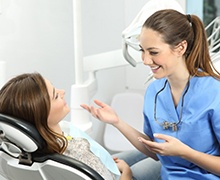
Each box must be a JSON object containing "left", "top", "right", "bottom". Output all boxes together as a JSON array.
[
  {"left": 45, "top": 79, "right": 70, "bottom": 133},
  {"left": 139, "top": 27, "right": 186, "bottom": 80}
]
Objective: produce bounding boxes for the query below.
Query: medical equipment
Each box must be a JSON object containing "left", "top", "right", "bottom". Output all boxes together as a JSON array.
[
  {"left": 0, "top": 113, "right": 104, "bottom": 180},
  {"left": 206, "top": 16, "right": 220, "bottom": 64},
  {"left": 154, "top": 79, "right": 190, "bottom": 131}
]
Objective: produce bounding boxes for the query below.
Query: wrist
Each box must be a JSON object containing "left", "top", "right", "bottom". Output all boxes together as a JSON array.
[
  {"left": 112, "top": 117, "right": 122, "bottom": 127},
  {"left": 121, "top": 168, "right": 132, "bottom": 179}
]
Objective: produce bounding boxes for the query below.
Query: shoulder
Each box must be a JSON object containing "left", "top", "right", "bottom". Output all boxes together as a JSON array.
[
  {"left": 189, "top": 76, "right": 220, "bottom": 103},
  {"left": 192, "top": 76, "right": 220, "bottom": 93}
]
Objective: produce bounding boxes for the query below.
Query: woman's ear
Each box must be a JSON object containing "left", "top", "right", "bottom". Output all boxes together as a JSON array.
[{"left": 176, "top": 40, "right": 187, "bottom": 56}]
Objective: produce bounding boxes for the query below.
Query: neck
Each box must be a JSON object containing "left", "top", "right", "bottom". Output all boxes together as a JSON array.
[
  {"left": 50, "top": 124, "right": 63, "bottom": 135},
  {"left": 168, "top": 70, "right": 190, "bottom": 91},
  {"left": 167, "top": 70, "right": 190, "bottom": 107}
]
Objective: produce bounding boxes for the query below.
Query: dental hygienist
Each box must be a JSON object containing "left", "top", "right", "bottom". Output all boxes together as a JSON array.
[{"left": 82, "top": 9, "right": 220, "bottom": 179}]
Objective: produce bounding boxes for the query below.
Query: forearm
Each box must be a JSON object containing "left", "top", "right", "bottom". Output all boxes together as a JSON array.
[
  {"left": 181, "top": 147, "right": 220, "bottom": 176},
  {"left": 113, "top": 118, "right": 158, "bottom": 160}
]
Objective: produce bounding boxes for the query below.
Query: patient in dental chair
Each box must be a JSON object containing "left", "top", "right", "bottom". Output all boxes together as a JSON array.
[{"left": 0, "top": 72, "right": 131, "bottom": 180}]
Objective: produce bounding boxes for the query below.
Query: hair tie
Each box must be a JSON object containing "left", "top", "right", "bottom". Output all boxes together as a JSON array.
[{"left": 187, "top": 14, "right": 192, "bottom": 26}]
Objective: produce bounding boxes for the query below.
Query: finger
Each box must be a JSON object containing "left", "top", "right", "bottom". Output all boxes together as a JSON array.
[
  {"left": 96, "top": 108, "right": 104, "bottom": 119},
  {"left": 138, "top": 137, "right": 152, "bottom": 144},
  {"left": 80, "top": 104, "right": 91, "bottom": 112},
  {"left": 147, "top": 147, "right": 158, "bottom": 154},
  {"left": 138, "top": 137, "right": 152, "bottom": 148},
  {"left": 154, "top": 133, "right": 172, "bottom": 141},
  {"left": 138, "top": 137, "right": 159, "bottom": 148},
  {"left": 91, "top": 105, "right": 106, "bottom": 120},
  {"left": 90, "top": 106, "right": 98, "bottom": 114},
  {"left": 94, "top": 99, "right": 108, "bottom": 108},
  {"left": 112, "top": 157, "right": 118, "bottom": 160},
  {"left": 114, "top": 159, "right": 120, "bottom": 163},
  {"left": 90, "top": 106, "right": 100, "bottom": 118}
]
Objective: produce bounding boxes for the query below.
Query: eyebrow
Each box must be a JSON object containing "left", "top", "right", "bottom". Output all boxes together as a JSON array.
[{"left": 139, "top": 45, "right": 159, "bottom": 51}]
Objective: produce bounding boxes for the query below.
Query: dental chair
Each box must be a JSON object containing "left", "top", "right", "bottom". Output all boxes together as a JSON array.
[{"left": 0, "top": 113, "right": 104, "bottom": 180}]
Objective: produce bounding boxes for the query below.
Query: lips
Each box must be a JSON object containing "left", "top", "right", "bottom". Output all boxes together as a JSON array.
[{"left": 150, "top": 65, "right": 161, "bottom": 73}]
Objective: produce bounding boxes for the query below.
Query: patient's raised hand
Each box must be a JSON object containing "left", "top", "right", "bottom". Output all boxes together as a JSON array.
[{"left": 81, "top": 99, "right": 120, "bottom": 125}]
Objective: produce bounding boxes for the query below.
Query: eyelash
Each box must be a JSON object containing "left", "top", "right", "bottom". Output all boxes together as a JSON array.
[
  {"left": 139, "top": 48, "right": 144, "bottom": 52},
  {"left": 139, "top": 48, "right": 158, "bottom": 56},
  {"left": 150, "top": 51, "right": 158, "bottom": 55},
  {"left": 55, "top": 93, "right": 59, "bottom": 99}
]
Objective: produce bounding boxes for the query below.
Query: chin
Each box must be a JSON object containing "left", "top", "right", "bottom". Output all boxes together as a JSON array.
[{"left": 153, "top": 75, "right": 165, "bottom": 80}]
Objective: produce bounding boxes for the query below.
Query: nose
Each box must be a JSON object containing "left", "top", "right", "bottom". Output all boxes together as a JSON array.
[{"left": 142, "top": 53, "right": 153, "bottom": 65}]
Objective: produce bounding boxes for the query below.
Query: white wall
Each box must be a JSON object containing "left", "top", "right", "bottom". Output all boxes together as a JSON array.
[{"left": 0, "top": 0, "right": 74, "bottom": 121}]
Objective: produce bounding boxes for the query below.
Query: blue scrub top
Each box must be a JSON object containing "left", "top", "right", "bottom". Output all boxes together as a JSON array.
[{"left": 143, "top": 76, "right": 220, "bottom": 180}]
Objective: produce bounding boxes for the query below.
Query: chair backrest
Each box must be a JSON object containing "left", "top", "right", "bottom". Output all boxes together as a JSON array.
[{"left": 0, "top": 113, "right": 104, "bottom": 180}]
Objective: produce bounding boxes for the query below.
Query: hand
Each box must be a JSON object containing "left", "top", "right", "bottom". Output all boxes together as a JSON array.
[
  {"left": 81, "top": 99, "right": 120, "bottom": 125},
  {"left": 138, "top": 133, "right": 190, "bottom": 157},
  {"left": 113, "top": 157, "right": 132, "bottom": 179}
]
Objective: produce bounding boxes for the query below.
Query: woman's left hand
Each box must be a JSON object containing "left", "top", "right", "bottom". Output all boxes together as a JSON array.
[
  {"left": 113, "top": 158, "right": 130, "bottom": 172},
  {"left": 138, "top": 133, "right": 190, "bottom": 157},
  {"left": 113, "top": 157, "right": 132, "bottom": 180}
]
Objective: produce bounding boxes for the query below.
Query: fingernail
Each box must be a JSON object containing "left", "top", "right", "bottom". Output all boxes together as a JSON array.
[
  {"left": 138, "top": 137, "right": 142, "bottom": 142},
  {"left": 153, "top": 133, "right": 158, "bottom": 137}
]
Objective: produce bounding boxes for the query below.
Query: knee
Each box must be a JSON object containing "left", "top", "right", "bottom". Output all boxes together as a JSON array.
[{"left": 130, "top": 159, "right": 161, "bottom": 180}]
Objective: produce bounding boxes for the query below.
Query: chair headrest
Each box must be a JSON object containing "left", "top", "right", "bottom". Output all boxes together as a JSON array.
[{"left": 0, "top": 113, "right": 45, "bottom": 157}]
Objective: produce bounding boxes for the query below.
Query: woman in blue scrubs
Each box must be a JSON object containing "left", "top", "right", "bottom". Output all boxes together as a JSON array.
[{"left": 82, "top": 9, "right": 220, "bottom": 179}]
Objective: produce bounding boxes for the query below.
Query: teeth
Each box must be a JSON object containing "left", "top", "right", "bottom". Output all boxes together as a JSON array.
[{"left": 151, "top": 66, "right": 159, "bottom": 70}]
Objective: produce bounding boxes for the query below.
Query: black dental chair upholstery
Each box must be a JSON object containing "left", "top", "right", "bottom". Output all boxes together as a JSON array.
[{"left": 0, "top": 113, "right": 104, "bottom": 180}]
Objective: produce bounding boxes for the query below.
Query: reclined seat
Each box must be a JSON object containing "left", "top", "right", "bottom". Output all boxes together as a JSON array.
[{"left": 0, "top": 113, "right": 104, "bottom": 180}]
